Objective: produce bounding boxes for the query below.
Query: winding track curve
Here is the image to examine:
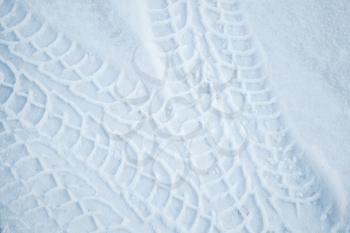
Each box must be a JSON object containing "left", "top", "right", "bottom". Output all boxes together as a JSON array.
[{"left": 0, "top": 0, "right": 346, "bottom": 232}]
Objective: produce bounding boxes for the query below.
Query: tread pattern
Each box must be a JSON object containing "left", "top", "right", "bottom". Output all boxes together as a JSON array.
[
  {"left": 0, "top": 0, "right": 215, "bottom": 232},
  {"left": 146, "top": 0, "right": 344, "bottom": 232},
  {"left": 0, "top": 0, "right": 346, "bottom": 232}
]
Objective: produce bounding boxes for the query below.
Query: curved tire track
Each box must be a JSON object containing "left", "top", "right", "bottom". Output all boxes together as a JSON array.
[{"left": 0, "top": 0, "right": 346, "bottom": 232}]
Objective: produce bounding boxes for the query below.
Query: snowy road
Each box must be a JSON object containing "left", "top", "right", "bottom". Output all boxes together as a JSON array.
[{"left": 0, "top": 0, "right": 348, "bottom": 232}]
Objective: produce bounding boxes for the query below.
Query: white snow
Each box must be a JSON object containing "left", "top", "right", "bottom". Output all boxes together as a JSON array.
[
  {"left": 244, "top": 0, "right": 350, "bottom": 216},
  {"left": 1, "top": 0, "right": 349, "bottom": 232}
]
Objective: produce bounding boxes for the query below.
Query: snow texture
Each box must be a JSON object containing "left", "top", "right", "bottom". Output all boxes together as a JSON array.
[{"left": 0, "top": 0, "right": 349, "bottom": 232}]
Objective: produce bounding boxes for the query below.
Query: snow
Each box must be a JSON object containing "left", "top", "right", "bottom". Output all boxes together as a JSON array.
[
  {"left": 0, "top": 0, "right": 349, "bottom": 232},
  {"left": 244, "top": 0, "right": 350, "bottom": 215}
]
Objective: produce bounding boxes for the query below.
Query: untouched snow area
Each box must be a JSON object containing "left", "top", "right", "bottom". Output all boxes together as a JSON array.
[{"left": 0, "top": 0, "right": 349, "bottom": 232}]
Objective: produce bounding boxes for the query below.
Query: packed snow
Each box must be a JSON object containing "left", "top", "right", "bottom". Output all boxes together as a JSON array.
[{"left": 0, "top": 0, "right": 349, "bottom": 232}]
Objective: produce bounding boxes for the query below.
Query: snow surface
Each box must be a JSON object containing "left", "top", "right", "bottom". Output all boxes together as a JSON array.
[
  {"left": 0, "top": 0, "right": 349, "bottom": 232},
  {"left": 244, "top": 0, "right": 350, "bottom": 216}
]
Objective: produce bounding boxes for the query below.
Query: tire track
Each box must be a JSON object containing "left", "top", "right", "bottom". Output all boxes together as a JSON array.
[
  {"left": 0, "top": 0, "right": 345, "bottom": 232},
  {"left": 146, "top": 0, "right": 343, "bottom": 232},
  {"left": 0, "top": 0, "right": 218, "bottom": 232}
]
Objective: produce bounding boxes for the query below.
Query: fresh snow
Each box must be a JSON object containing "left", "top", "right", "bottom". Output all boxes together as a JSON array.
[{"left": 0, "top": 0, "right": 349, "bottom": 232}]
